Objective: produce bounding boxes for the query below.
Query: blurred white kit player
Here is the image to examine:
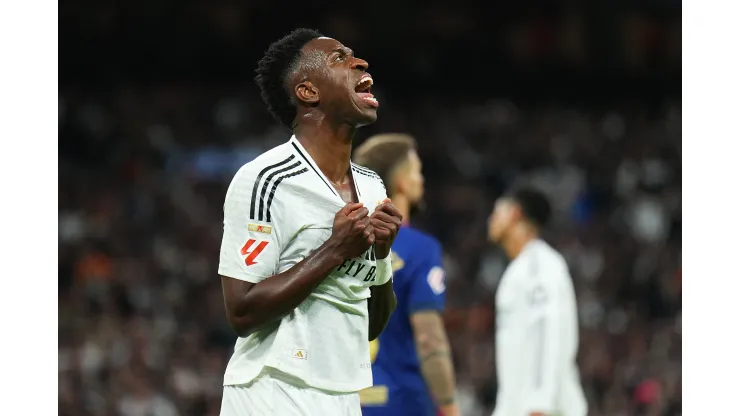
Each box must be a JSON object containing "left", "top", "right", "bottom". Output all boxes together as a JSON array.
[
  {"left": 488, "top": 188, "right": 587, "bottom": 416},
  {"left": 218, "top": 137, "right": 392, "bottom": 415}
]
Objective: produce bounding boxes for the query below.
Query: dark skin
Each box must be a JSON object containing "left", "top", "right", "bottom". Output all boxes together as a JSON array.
[
  {"left": 221, "top": 37, "right": 398, "bottom": 339},
  {"left": 367, "top": 198, "right": 402, "bottom": 340}
]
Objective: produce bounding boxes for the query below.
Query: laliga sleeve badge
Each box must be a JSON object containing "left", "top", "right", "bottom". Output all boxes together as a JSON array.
[{"left": 248, "top": 224, "right": 272, "bottom": 234}]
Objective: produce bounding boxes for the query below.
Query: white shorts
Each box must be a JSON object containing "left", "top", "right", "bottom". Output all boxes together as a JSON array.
[{"left": 220, "top": 372, "right": 361, "bottom": 416}]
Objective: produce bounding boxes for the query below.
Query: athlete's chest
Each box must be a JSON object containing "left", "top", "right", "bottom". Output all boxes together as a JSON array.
[
  {"left": 334, "top": 181, "right": 357, "bottom": 204},
  {"left": 273, "top": 175, "right": 381, "bottom": 281},
  {"left": 277, "top": 172, "right": 381, "bottom": 229},
  {"left": 495, "top": 262, "right": 528, "bottom": 331}
]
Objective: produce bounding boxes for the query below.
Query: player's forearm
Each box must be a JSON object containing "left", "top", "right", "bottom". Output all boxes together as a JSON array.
[
  {"left": 227, "top": 241, "right": 344, "bottom": 336},
  {"left": 418, "top": 337, "right": 457, "bottom": 412},
  {"left": 524, "top": 313, "right": 560, "bottom": 413},
  {"left": 412, "top": 311, "right": 458, "bottom": 413},
  {"left": 367, "top": 280, "right": 396, "bottom": 341}
]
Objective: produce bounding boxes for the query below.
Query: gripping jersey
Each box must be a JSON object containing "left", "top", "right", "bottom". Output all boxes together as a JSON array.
[
  {"left": 361, "top": 227, "right": 446, "bottom": 416},
  {"left": 218, "top": 136, "right": 390, "bottom": 394}
]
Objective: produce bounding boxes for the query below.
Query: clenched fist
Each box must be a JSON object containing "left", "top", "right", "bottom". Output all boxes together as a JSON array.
[
  {"left": 328, "top": 202, "right": 376, "bottom": 260},
  {"left": 370, "top": 198, "right": 403, "bottom": 259}
]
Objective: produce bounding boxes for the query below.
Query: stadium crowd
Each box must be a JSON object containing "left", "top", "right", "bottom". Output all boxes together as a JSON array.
[{"left": 59, "top": 86, "right": 681, "bottom": 416}]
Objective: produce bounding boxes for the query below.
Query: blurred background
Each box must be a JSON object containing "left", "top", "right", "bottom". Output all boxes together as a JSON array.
[{"left": 59, "top": 1, "right": 681, "bottom": 415}]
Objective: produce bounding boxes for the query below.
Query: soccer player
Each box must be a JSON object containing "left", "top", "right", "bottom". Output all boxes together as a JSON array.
[
  {"left": 217, "top": 29, "right": 400, "bottom": 416},
  {"left": 353, "top": 134, "right": 459, "bottom": 416},
  {"left": 487, "top": 188, "right": 587, "bottom": 416}
]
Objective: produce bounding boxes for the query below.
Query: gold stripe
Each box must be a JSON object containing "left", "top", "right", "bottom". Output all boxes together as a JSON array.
[
  {"left": 359, "top": 385, "right": 388, "bottom": 405},
  {"left": 369, "top": 339, "right": 380, "bottom": 363}
]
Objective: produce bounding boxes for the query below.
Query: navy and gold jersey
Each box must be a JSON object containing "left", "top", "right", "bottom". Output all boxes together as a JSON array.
[{"left": 361, "top": 226, "right": 446, "bottom": 416}]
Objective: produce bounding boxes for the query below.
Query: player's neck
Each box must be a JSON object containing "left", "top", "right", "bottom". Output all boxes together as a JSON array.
[
  {"left": 502, "top": 225, "right": 538, "bottom": 259},
  {"left": 391, "top": 194, "right": 411, "bottom": 223},
  {"left": 294, "top": 121, "right": 356, "bottom": 183}
]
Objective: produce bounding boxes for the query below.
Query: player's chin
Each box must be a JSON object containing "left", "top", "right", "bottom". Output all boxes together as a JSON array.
[
  {"left": 351, "top": 110, "right": 378, "bottom": 127},
  {"left": 350, "top": 96, "right": 379, "bottom": 126},
  {"left": 488, "top": 231, "right": 502, "bottom": 243}
]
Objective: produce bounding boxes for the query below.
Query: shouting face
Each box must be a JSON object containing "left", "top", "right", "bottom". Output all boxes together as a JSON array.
[{"left": 294, "top": 37, "right": 379, "bottom": 127}]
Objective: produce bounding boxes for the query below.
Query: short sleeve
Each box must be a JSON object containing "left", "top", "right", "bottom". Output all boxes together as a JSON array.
[
  {"left": 406, "top": 240, "right": 446, "bottom": 314},
  {"left": 218, "top": 166, "right": 282, "bottom": 283}
]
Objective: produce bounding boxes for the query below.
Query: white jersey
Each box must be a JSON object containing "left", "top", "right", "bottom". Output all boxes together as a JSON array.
[
  {"left": 218, "top": 136, "right": 390, "bottom": 394},
  {"left": 493, "top": 239, "right": 587, "bottom": 416}
]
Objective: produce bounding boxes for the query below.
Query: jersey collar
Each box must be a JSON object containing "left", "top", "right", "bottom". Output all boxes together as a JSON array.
[{"left": 288, "top": 135, "right": 362, "bottom": 203}]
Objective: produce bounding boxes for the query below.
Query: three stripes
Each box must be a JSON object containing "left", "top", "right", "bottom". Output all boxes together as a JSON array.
[
  {"left": 352, "top": 163, "right": 384, "bottom": 190},
  {"left": 249, "top": 155, "right": 308, "bottom": 223},
  {"left": 248, "top": 153, "right": 384, "bottom": 224}
]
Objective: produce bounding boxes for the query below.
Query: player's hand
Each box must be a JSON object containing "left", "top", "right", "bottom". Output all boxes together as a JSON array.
[
  {"left": 329, "top": 202, "right": 375, "bottom": 260},
  {"left": 370, "top": 198, "right": 403, "bottom": 259}
]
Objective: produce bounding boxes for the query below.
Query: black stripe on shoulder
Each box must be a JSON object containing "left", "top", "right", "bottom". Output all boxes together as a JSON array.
[
  {"left": 250, "top": 155, "right": 296, "bottom": 220},
  {"left": 351, "top": 166, "right": 382, "bottom": 181},
  {"left": 291, "top": 143, "right": 337, "bottom": 196},
  {"left": 351, "top": 167, "right": 378, "bottom": 179},
  {"left": 351, "top": 166, "right": 385, "bottom": 189},
  {"left": 258, "top": 160, "right": 303, "bottom": 221},
  {"left": 350, "top": 162, "right": 371, "bottom": 171},
  {"left": 351, "top": 163, "right": 381, "bottom": 177},
  {"left": 266, "top": 167, "right": 309, "bottom": 223}
]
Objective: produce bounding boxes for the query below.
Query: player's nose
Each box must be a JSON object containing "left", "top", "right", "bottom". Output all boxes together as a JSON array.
[{"left": 351, "top": 58, "right": 369, "bottom": 71}]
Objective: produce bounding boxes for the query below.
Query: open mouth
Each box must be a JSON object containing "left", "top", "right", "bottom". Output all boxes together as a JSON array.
[{"left": 355, "top": 74, "right": 379, "bottom": 108}]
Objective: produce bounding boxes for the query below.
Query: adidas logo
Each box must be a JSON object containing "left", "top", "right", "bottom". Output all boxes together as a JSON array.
[{"left": 293, "top": 349, "right": 308, "bottom": 360}]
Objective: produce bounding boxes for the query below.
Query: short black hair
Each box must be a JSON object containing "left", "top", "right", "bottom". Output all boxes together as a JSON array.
[
  {"left": 508, "top": 187, "right": 552, "bottom": 229},
  {"left": 255, "top": 28, "right": 323, "bottom": 128}
]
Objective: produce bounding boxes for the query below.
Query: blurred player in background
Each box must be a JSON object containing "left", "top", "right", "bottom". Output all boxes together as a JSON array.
[
  {"left": 218, "top": 29, "right": 400, "bottom": 416},
  {"left": 354, "top": 134, "right": 459, "bottom": 416},
  {"left": 487, "top": 188, "right": 587, "bottom": 416}
]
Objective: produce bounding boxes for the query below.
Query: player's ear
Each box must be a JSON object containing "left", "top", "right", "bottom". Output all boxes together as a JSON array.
[
  {"left": 512, "top": 204, "right": 526, "bottom": 223},
  {"left": 392, "top": 161, "right": 411, "bottom": 195},
  {"left": 295, "top": 81, "right": 320, "bottom": 105},
  {"left": 392, "top": 172, "right": 406, "bottom": 196}
]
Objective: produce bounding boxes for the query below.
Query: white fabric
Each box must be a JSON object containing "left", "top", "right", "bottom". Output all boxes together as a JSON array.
[
  {"left": 493, "top": 239, "right": 587, "bottom": 416},
  {"left": 218, "top": 136, "right": 388, "bottom": 394},
  {"left": 373, "top": 255, "right": 393, "bottom": 285},
  {"left": 220, "top": 371, "right": 361, "bottom": 416}
]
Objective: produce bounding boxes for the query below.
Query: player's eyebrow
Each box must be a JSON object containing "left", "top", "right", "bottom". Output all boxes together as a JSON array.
[{"left": 332, "top": 47, "right": 353, "bottom": 57}]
